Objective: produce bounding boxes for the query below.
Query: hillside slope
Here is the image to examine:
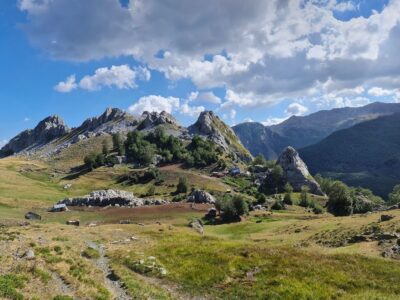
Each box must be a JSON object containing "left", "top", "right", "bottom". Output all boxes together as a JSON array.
[
  {"left": 270, "top": 102, "right": 400, "bottom": 149},
  {"left": 299, "top": 113, "right": 400, "bottom": 198},
  {"left": 232, "top": 122, "right": 289, "bottom": 160}
]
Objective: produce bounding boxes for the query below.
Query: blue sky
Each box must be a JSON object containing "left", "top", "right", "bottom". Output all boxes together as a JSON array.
[{"left": 0, "top": 0, "right": 398, "bottom": 145}]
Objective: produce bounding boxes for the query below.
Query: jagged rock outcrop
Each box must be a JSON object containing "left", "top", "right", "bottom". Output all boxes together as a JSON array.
[
  {"left": 76, "top": 107, "right": 137, "bottom": 134},
  {"left": 187, "top": 189, "right": 216, "bottom": 204},
  {"left": 58, "top": 189, "right": 168, "bottom": 207},
  {"left": 138, "top": 111, "right": 180, "bottom": 129},
  {"left": 277, "top": 146, "right": 324, "bottom": 196},
  {"left": 0, "top": 115, "right": 70, "bottom": 156},
  {"left": 188, "top": 111, "right": 252, "bottom": 162}
]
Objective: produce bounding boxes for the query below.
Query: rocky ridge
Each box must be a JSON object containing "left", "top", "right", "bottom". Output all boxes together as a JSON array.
[{"left": 58, "top": 189, "right": 168, "bottom": 207}]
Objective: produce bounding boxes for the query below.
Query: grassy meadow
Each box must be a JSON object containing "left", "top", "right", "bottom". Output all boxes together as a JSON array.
[{"left": 0, "top": 157, "right": 400, "bottom": 299}]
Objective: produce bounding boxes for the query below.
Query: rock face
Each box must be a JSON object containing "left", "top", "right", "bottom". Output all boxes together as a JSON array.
[
  {"left": 187, "top": 189, "right": 216, "bottom": 204},
  {"left": 277, "top": 147, "right": 324, "bottom": 196},
  {"left": 138, "top": 111, "right": 181, "bottom": 130},
  {"left": 0, "top": 115, "right": 70, "bottom": 156},
  {"left": 188, "top": 111, "right": 253, "bottom": 162},
  {"left": 76, "top": 107, "right": 137, "bottom": 135},
  {"left": 58, "top": 189, "right": 168, "bottom": 207}
]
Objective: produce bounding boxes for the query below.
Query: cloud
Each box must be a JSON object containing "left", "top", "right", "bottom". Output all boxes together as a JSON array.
[
  {"left": 54, "top": 75, "right": 78, "bottom": 93},
  {"left": 368, "top": 87, "right": 396, "bottom": 97},
  {"left": 23, "top": 117, "right": 30, "bottom": 122},
  {"left": 20, "top": 0, "right": 400, "bottom": 110},
  {"left": 179, "top": 102, "right": 205, "bottom": 117},
  {"left": 262, "top": 117, "right": 289, "bottom": 126},
  {"left": 55, "top": 65, "right": 150, "bottom": 92},
  {"left": 188, "top": 91, "right": 221, "bottom": 104},
  {"left": 128, "top": 95, "right": 180, "bottom": 116},
  {"left": 285, "top": 102, "right": 309, "bottom": 116},
  {"left": 334, "top": 1, "right": 357, "bottom": 12}
]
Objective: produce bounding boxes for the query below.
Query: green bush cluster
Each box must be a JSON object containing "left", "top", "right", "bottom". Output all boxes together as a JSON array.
[{"left": 216, "top": 195, "right": 249, "bottom": 222}]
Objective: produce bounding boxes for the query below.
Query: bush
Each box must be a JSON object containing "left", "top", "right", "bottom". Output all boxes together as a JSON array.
[
  {"left": 283, "top": 193, "right": 293, "bottom": 205},
  {"left": 389, "top": 184, "right": 400, "bottom": 205},
  {"left": 146, "top": 185, "right": 156, "bottom": 196},
  {"left": 176, "top": 177, "right": 189, "bottom": 194},
  {"left": 272, "top": 200, "right": 285, "bottom": 210},
  {"left": 218, "top": 195, "right": 249, "bottom": 222},
  {"left": 327, "top": 181, "right": 353, "bottom": 216},
  {"left": 299, "top": 186, "right": 310, "bottom": 207},
  {"left": 313, "top": 204, "right": 325, "bottom": 214},
  {"left": 256, "top": 193, "right": 266, "bottom": 205},
  {"left": 0, "top": 274, "right": 27, "bottom": 300},
  {"left": 53, "top": 296, "right": 73, "bottom": 300}
]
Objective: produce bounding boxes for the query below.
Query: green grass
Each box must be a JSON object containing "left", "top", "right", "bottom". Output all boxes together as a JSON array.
[{"left": 0, "top": 274, "right": 27, "bottom": 300}]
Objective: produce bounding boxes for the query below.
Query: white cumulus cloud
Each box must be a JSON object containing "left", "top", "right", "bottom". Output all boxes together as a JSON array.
[
  {"left": 128, "top": 95, "right": 180, "bottom": 116},
  {"left": 285, "top": 102, "right": 309, "bottom": 116},
  {"left": 55, "top": 65, "right": 150, "bottom": 92}
]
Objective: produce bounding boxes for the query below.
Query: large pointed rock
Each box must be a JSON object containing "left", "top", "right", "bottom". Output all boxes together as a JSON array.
[
  {"left": 188, "top": 111, "right": 253, "bottom": 162},
  {"left": 278, "top": 146, "right": 324, "bottom": 196}
]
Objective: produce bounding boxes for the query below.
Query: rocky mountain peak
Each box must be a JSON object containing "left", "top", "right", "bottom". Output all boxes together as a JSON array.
[
  {"left": 277, "top": 146, "right": 324, "bottom": 196},
  {"left": 189, "top": 111, "right": 253, "bottom": 162},
  {"left": 0, "top": 115, "right": 70, "bottom": 157},
  {"left": 138, "top": 111, "right": 180, "bottom": 130}
]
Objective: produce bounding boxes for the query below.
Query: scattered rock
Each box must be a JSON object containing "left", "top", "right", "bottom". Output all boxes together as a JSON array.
[
  {"left": 348, "top": 235, "right": 369, "bottom": 243},
  {"left": 25, "top": 212, "right": 42, "bottom": 220},
  {"left": 119, "top": 220, "right": 131, "bottom": 224},
  {"left": 63, "top": 184, "right": 72, "bottom": 190},
  {"left": 380, "top": 214, "right": 394, "bottom": 222},
  {"left": 204, "top": 208, "right": 217, "bottom": 219},
  {"left": 66, "top": 220, "right": 80, "bottom": 226},
  {"left": 187, "top": 189, "right": 215, "bottom": 204},
  {"left": 23, "top": 249, "right": 35, "bottom": 260},
  {"left": 189, "top": 219, "right": 204, "bottom": 235}
]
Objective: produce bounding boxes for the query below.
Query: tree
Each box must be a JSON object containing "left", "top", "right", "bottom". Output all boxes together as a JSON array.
[
  {"left": 283, "top": 183, "right": 293, "bottom": 205},
  {"left": 219, "top": 195, "right": 249, "bottom": 222},
  {"left": 299, "top": 186, "right": 310, "bottom": 207},
  {"left": 257, "top": 193, "right": 266, "bottom": 205},
  {"left": 102, "top": 140, "right": 109, "bottom": 156},
  {"left": 125, "top": 131, "right": 157, "bottom": 165},
  {"left": 176, "top": 177, "right": 189, "bottom": 194},
  {"left": 327, "top": 181, "right": 353, "bottom": 216},
  {"left": 389, "top": 184, "right": 400, "bottom": 205},
  {"left": 253, "top": 154, "right": 267, "bottom": 166},
  {"left": 112, "top": 133, "right": 125, "bottom": 155},
  {"left": 84, "top": 153, "right": 97, "bottom": 170}
]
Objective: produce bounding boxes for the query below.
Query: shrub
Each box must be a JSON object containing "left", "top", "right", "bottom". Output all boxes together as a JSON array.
[
  {"left": 283, "top": 193, "right": 293, "bottom": 205},
  {"left": 271, "top": 200, "right": 285, "bottom": 210},
  {"left": 256, "top": 193, "right": 266, "bottom": 205},
  {"left": 146, "top": 185, "right": 156, "bottom": 196},
  {"left": 313, "top": 204, "right": 325, "bottom": 214},
  {"left": 299, "top": 186, "right": 310, "bottom": 207},
  {"left": 176, "top": 177, "right": 189, "bottom": 194},
  {"left": 219, "top": 195, "right": 249, "bottom": 222},
  {"left": 53, "top": 296, "right": 73, "bottom": 300},
  {"left": 388, "top": 184, "right": 400, "bottom": 205},
  {"left": 327, "top": 181, "right": 353, "bottom": 216}
]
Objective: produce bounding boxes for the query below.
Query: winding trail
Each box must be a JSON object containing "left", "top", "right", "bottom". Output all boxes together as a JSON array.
[{"left": 86, "top": 241, "right": 132, "bottom": 300}]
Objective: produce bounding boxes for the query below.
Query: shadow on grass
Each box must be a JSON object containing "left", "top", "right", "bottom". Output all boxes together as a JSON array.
[{"left": 63, "top": 165, "right": 91, "bottom": 180}]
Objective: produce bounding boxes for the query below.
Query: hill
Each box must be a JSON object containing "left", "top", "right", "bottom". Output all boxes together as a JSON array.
[
  {"left": 233, "top": 102, "right": 400, "bottom": 159},
  {"left": 232, "top": 122, "right": 289, "bottom": 160},
  {"left": 299, "top": 113, "right": 400, "bottom": 198}
]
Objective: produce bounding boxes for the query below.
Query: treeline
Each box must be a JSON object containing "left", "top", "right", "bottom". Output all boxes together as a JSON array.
[
  {"left": 84, "top": 128, "right": 220, "bottom": 170},
  {"left": 315, "top": 175, "right": 384, "bottom": 216}
]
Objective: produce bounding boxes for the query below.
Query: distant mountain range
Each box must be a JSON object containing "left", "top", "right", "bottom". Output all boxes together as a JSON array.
[
  {"left": 233, "top": 102, "right": 400, "bottom": 160},
  {"left": 299, "top": 113, "right": 400, "bottom": 198}
]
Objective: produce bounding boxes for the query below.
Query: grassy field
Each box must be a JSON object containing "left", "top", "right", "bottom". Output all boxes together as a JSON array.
[{"left": 0, "top": 157, "right": 400, "bottom": 299}]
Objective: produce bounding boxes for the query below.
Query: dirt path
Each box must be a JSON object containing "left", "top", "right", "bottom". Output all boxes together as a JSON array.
[
  {"left": 51, "top": 271, "right": 74, "bottom": 296},
  {"left": 86, "top": 241, "right": 132, "bottom": 300}
]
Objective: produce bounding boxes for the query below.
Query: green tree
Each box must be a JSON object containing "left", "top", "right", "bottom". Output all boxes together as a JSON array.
[
  {"left": 327, "top": 181, "right": 353, "bottom": 216},
  {"left": 253, "top": 154, "right": 267, "bottom": 166},
  {"left": 219, "top": 195, "right": 249, "bottom": 222},
  {"left": 283, "top": 183, "right": 293, "bottom": 205},
  {"left": 299, "top": 186, "right": 310, "bottom": 207},
  {"left": 389, "top": 184, "right": 400, "bottom": 205},
  {"left": 176, "top": 177, "right": 189, "bottom": 194},
  {"left": 102, "top": 140, "right": 109, "bottom": 156},
  {"left": 112, "top": 133, "right": 125, "bottom": 155},
  {"left": 84, "top": 153, "right": 97, "bottom": 170}
]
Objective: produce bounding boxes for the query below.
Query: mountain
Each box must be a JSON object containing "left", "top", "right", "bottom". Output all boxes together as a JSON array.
[
  {"left": 233, "top": 102, "right": 400, "bottom": 160},
  {"left": 189, "top": 111, "right": 253, "bottom": 162},
  {"left": 299, "top": 113, "right": 400, "bottom": 198},
  {"left": 1, "top": 108, "right": 250, "bottom": 164},
  {"left": 0, "top": 115, "right": 70, "bottom": 156},
  {"left": 232, "top": 122, "right": 289, "bottom": 160},
  {"left": 269, "top": 102, "right": 400, "bottom": 149}
]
